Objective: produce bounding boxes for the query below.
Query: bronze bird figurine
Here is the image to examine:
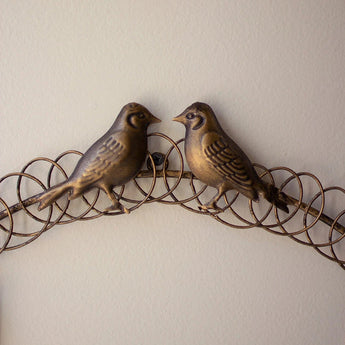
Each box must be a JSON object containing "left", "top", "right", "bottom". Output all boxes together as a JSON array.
[
  {"left": 37, "top": 102, "right": 161, "bottom": 213},
  {"left": 173, "top": 102, "right": 290, "bottom": 213}
]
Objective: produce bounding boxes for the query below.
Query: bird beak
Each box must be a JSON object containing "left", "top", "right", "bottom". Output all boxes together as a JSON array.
[
  {"left": 173, "top": 113, "right": 185, "bottom": 124},
  {"left": 150, "top": 114, "right": 161, "bottom": 124}
]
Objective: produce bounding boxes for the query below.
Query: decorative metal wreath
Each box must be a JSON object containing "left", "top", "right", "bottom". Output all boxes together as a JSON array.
[{"left": 1, "top": 130, "right": 344, "bottom": 270}]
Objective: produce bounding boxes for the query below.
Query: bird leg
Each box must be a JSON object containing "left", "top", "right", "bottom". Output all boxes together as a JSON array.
[
  {"left": 102, "top": 186, "right": 130, "bottom": 214},
  {"left": 199, "top": 188, "right": 225, "bottom": 211}
]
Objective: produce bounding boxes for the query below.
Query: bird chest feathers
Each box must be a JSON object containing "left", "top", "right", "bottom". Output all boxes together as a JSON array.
[
  {"left": 105, "top": 130, "right": 147, "bottom": 184},
  {"left": 184, "top": 130, "right": 223, "bottom": 187}
]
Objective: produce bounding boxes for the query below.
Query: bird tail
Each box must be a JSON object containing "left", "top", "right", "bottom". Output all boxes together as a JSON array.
[
  {"left": 261, "top": 182, "right": 291, "bottom": 214},
  {"left": 37, "top": 182, "right": 72, "bottom": 211}
]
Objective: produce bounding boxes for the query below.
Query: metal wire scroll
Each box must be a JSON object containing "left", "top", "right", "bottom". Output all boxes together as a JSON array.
[{"left": 1, "top": 132, "right": 345, "bottom": 270}]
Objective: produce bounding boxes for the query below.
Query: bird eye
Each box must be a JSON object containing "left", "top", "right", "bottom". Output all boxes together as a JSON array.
[
  {"left": 136, "top": 112, "right": 145, "bottom": 119},
  {"left": 186, "top": 113, "right": 195, "bottom": 120}
]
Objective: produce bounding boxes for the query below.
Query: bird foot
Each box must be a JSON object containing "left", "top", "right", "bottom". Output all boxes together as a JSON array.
[
  {"left": 198, "top": 202, "right": 222, "bottom": 212},
  {"left": 104, "top": 203, "right": 130, "bottom": 214}
]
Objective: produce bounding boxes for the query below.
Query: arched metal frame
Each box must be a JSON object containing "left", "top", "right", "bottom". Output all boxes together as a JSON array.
[{"left": 1, "top": 132, "right": 344, "bottom": 270}]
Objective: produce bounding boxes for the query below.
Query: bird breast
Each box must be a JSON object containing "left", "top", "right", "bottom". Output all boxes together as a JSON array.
[
  {"left": 185, "top": 132, "right": 225, "bottom": 188},
  {"left": 101, "top": 132, "right": 147, "bottom": 186}
]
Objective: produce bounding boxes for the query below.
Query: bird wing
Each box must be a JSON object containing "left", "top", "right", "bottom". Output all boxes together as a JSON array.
[
  {"left": 202, "top": 132, "right": 255, "bottom": 191},
  {"left": 78, "top": 134, "right": 125, "bottom": 186}
]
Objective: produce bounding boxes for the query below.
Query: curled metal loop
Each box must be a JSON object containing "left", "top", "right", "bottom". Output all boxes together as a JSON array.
[{"left": 0, "top": 133, "right": 344, "bottom": 270}]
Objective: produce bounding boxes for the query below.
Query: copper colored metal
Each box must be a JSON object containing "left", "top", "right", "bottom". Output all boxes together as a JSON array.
[
  {"left": 173, "top": 102, "right": 290, "bottom": 213},
  {"left": 1, "top": 106, "right": 345, "bottom": 270},
  {"left": 36, "top": 102, "right": 160, "bottom": 213}
]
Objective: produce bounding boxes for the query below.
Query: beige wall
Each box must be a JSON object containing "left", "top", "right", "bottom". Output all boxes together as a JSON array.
[{"left": 1, "top": 1, "right": 345, "bottom": 344}]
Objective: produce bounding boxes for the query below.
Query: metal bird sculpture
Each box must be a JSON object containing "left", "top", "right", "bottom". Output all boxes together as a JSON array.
[
  {"left": 37, "top": 102, "right": 161, "bottom": 213},
  {"left": 173, "top": 102, "right": 290, "bottom": 213}
]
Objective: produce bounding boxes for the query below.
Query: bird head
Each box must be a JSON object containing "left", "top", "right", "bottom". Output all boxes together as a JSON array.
[
  {"left": 115, "top": 102, "right": 161, "bottom": 131},
  {"left": 173, "top": 102, "right": 220, "bottom": 132}
]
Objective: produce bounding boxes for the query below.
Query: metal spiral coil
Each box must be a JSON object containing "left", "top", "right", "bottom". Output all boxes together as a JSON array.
[{"left": 1, "top": 132, "right": 345, "bottom": 270}]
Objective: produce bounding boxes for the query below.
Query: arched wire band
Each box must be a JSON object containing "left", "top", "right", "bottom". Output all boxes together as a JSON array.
[{"left": 0, "top": 133, "right": 344, "bottom": 270}]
